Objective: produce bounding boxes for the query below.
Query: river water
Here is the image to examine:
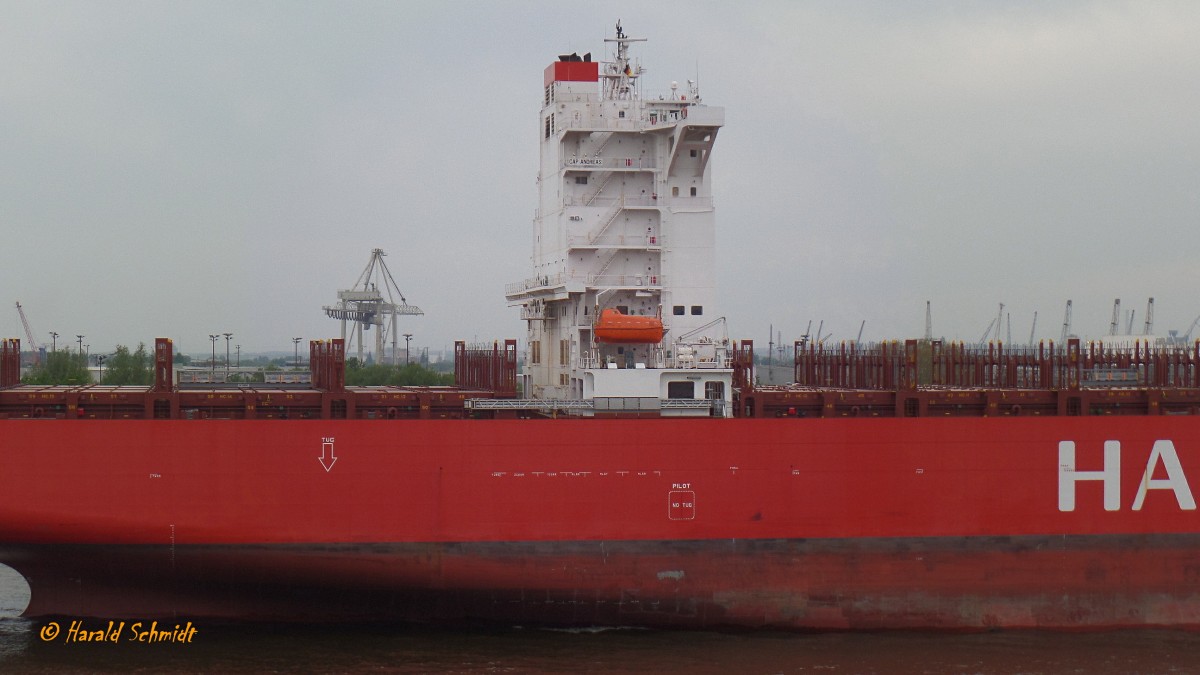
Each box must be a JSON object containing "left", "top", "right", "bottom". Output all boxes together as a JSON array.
[{"left": 2, "top": 565, "right": 1199, "bottom": 673}]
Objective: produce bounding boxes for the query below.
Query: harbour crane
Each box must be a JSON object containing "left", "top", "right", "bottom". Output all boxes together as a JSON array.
[
  {"left": 978, "top": 318, "right": 996, "bottom": 346},
  {"left": 981, "top": 303, "right": 1005, "bottom": 344},
  {"left": 14, "top": 302, "right": 40, "bottom": 365},
  {"left": 323, "top": 248, "right": 423, "bottom": 365},
  {"left": 1109, "top": 299, "right": 1121, "bottom": 336},
  {"left": 1184, "top": 314, "right": 1200, "bottom": 343},
  {"left": 1028, "top": 311, "right": 1037, "bottom": 347},
  {"left": 1143, "top": 297, "right": 1155, "bottom": 335}
]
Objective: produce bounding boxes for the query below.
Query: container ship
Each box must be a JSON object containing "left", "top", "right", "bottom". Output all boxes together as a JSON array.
[{"left": 3, "top": 23, "right": 1200, "bottom": 630}]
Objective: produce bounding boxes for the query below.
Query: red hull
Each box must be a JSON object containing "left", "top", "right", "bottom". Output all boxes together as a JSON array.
[{"left": 3, "top": 416, "right": 1200, "bottom": 628}]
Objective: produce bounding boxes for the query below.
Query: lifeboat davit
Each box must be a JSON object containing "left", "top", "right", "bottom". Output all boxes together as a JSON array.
[{"left": 594, "top": 309, "right": 664, "bottom": 344}]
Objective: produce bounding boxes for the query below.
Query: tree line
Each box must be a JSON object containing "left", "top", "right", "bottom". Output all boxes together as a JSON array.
[
  {"left": 22, "top": 344, "right": 153, "bottom": 386},
  {"left": 22, "top": 346, "right": 453, "bottom": 387}
]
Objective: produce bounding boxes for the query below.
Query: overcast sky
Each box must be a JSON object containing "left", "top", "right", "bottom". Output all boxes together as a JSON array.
[{"left": 2, "top": 1, "right": 1198, "bottom": 357}]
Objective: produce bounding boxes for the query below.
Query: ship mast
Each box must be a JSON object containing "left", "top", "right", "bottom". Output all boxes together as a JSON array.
[{"left": 601, "top": 21, "right": 646, "bottom": 101}]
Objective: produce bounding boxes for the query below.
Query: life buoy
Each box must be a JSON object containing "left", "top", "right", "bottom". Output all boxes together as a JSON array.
[
  {"left": 33, "top": 406, "right": 44, "bottom": 418},
  {"left": 387, "top": 407, "right": 398, "bottom": 419}
]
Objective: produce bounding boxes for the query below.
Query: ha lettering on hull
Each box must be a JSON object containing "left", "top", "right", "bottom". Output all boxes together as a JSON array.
[{"left": 1058, "top": 440, "right": 1197, "bottom": 512}]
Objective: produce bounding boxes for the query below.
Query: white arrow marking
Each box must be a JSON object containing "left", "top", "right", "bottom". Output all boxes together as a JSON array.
[{"left": 319, "top": 441, "right": 337, "bottom": 472}]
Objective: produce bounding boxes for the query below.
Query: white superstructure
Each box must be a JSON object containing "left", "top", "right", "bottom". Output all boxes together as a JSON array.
[{"left": 505, "top": 23, "right": 731, "bottom": 416}]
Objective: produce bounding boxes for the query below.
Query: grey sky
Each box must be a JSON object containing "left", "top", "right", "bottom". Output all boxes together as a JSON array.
[{"left": 2, "top": 1, "right": 1198, "bottom": 357}]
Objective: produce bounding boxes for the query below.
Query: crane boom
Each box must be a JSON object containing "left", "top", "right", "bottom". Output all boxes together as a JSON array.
[
  {"left": 979, "top": 318, "right": 996, "bottom": 346},
  {"left": 1184, "top": 314, "right": 1200, "bottom": 343},
  {"left": 1144, "top": 297, "right": 1155, "bottom": 335},
  {"left": 15, "top": 302, "right": 40, "bottom": 365},
  {"left": 1109, "top": 298, "right": 1121, "bottom": 336}
]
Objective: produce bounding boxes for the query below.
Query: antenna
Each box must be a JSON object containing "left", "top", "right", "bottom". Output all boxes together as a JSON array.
[
  {"left": 768, "top": 322, "right": 773, "bottom": 371},
  {"left": 1061, "top": 299, "right": 1073, "bottom": 343}
]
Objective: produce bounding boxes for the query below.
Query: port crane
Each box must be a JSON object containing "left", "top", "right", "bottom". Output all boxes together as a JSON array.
[
  {"left": 14, "top": 302, "right": 40, "bottom": 365},
  {"left": 1183, "top": 314, "right": 1200, "bottom": 343},
  {"left": 1143, "top": 297, "right": 1155, "bottom": 335},
  {"left": 978, "top": 303, "right": 1004, "bottom": 346},
  {"left": 1109, "top": 299, "right": 1121, "bottom": 336},
  {"left": 978, "top": 319, "right": 996, "bottom": 347},
  {"left": 323, "top": 248, "right": 423, "bottom": 365}
]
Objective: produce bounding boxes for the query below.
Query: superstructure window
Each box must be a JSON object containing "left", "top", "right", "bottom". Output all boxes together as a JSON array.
[
  {"left": 667, "top": 381, "right": 695, "bottom": 399},
  {"left": 673, "top": 305, "right": 685, "bottom": 316},
  {"left": 691, "top": 306, "right": 702, "bottom": 315},
  {"left": 575, "top": 176, "right": 588, "bottom": 184},
  {"left": 690, "top": 149, "right": 697, "bottom": 157},
  {"left": 690, "top": 187, "right": 697, "bottom": 196},
  {"left": 530, "top": 340, "right": 541, "bottom": 365},
  {"left": 544, "top": 116, "right": 551, "bottom": 139}
]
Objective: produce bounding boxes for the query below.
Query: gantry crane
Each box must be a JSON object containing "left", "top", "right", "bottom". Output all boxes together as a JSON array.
[{"left": 323, "top": 248, "right": 423, "bottom": 365}]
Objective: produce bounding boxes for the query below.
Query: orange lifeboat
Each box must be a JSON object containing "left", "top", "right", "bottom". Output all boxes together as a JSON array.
[{"left": 594, "top": 309, "right": 664, "bottom": 344}]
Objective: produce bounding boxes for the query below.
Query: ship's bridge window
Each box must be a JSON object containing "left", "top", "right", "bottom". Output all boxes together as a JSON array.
[
  {"left": 667, "top": 381, "right": 695, "bottom": 399},
  {"left": 691, "top": 305, "right": 703, "bottom": 315}
]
